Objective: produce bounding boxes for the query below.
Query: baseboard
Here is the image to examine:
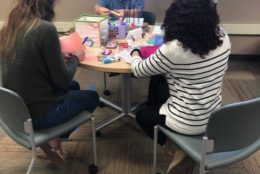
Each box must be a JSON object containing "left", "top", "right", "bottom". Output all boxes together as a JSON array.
[
  {"left": 154, "top": 23, "right": 260, "bottom": 36},
  {"left": 1, "top": 21, "right": 260, "bottom": 35},
  {"left": 221, "top": 24, "right": 260, "bottom": 35}
]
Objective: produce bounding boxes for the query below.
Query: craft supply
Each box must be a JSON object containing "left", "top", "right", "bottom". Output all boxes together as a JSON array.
[
  {"left": 74, "top": 15, "right": 109, "bottom": 47},
  {"left": 105, "top": 40, "right": 118, "bottom": 49},
  {"left": 101, "top": 48, "right": 112, "bottom": 55},
  {"left": 118, "top": 40, "right": 129, "bottom": 49},
  {"left": 113, "top": 50, "right": 131, "bottom": 63},
  {"left": 101, "top": 56, "right": 112, "bottom": 64},
  {"left": 126, "top": 28, "right": 143, "bottom": 40},
  {"left": 146, "top": 34, "right": 164, "bottom": 46},
  {"left": 82, "top": 36, "right": 94, "bottom": 47},
  {"left": 100, "top": 56, "right": 120, "bottom": 64}
]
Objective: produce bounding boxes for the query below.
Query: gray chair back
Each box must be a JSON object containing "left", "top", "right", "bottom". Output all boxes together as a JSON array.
[
  {"left": 0, "top": 87, "right": 31, "bottom": 143},
  {"left": 205, "top": 98, "right": 260, "bottom": 152},
  {"left": 142, "top": 11, "right": 156, "bottom": 25}
]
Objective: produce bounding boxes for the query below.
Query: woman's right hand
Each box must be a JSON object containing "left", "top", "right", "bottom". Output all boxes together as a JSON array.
[
  {"left": 98, "top": 7, "right": 111, "bottom": 16},
  {"left": 73, "top": 46, "right": 85, "bottom": 62}
]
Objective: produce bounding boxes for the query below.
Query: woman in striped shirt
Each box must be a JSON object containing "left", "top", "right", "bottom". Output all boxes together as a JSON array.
[{"left": 130, "top": 0, "right": 231, "bottom": 173}]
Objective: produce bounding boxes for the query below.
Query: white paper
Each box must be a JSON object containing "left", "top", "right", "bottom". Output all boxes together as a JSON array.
[
  {"left": 126, "top": 28, "right": 143, "bottom": 41},
  {"left": 114, "top": 50, "right": 132, "bottom": 64},
  {"left": 152, "top": 25, "right": 164, "bottom": 35}
]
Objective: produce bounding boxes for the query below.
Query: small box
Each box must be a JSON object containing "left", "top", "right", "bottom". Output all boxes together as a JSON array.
[
  {"left": 117, "top": 40, "right": 129, "bottom": 49},
  {"left": 74, "top": 14, "right": 109, "bottom": 47},
  {"left": 109, "top": 24, "right": 127, "bottom": 39}
]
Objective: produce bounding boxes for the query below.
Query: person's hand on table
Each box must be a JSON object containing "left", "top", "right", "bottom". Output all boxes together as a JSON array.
[
  {"left": 62, "top": 51, "right": 72, "bottom": 63},
  {"left": 129, "top": 48, "right": 142, "bottom": 64},
  {"left": 130, "top": 48, "right": 142, "bottom": 57},
  {"left": 73, "top": 46, "right": 86, "bottom": 62},
  {"left": 131, "top": 50, "right": 141, "bottom": 57},
  {"left": 112, "top": 10, "right": 124, "bottom": 17},
  {"left": 98, "top": 7, "right": 111, "bottom": 16},
  {"left": 62, "top": 52, "right": 70, "bottom": 58}
]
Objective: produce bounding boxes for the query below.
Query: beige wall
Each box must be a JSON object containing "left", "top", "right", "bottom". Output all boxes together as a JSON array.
[{"left": 1, "top": 0, "right": 260, "bottom": 55}]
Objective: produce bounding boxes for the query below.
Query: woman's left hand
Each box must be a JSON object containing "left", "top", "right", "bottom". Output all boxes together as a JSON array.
[
  {"left": 62, "top": 52, "right": 71, "bottom": 58},
  {"left": 132, "top": 50, "right": 141, "bottom": 57}
]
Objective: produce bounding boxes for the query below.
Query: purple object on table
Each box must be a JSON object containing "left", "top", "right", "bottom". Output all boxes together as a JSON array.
[{"left": 109, "top": 25, "right": 127, "bottom": 39}]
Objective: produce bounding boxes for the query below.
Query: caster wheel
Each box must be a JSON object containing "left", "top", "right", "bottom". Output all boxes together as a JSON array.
[
  {"left": 88, "top": 164, "right": 98, "bottom": 174},
  {"left": 96, "top": 131, "right": 102, "bottom": 137},
  {"left": 98, "top": 102, "right": 105, "bottom": 108},
  {"left": 103, "top": 90, "right": 111, "bottom": 96}
]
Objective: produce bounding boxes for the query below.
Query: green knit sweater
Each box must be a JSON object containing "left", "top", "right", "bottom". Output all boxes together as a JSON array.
[{"left": 1, "top": 20, "right": 79, "bottom": 118}]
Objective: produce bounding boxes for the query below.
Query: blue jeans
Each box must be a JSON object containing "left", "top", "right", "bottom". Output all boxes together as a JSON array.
[{"left": 33, "top": 81, "right": 99, "bottom": 137}]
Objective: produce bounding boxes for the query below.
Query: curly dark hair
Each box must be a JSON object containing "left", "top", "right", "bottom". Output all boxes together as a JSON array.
[{"left": 162, "top": 0, "right": 223, "bottom": 58}]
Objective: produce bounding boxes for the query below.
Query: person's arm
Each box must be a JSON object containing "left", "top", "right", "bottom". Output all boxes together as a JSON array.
[
  {"left": 39, "top": 23, "right": 79, "bottom": 89},
  {"left": 130, "top": 44, "right": 175, "bottom": 78},
  {"left": 114, "top": 9, "right": 138, "bottom": 18},
  {"left": 95, "top": 4, "right": 111, "bottom": 16},
  {"left": 95, "top": 0, "right": 111, "bottom": 16}
]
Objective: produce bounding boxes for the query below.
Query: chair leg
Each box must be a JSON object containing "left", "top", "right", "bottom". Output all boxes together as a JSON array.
[
  {"left": 24, "top": 119, "right": 36, "bottom": 174},
  {"left": 153, "top": 126, "right": 159, "bottom": 174},
  {"left": 199, "top": 137, "right": 208, "bottom": 174},
  {"left": 88, "top": 117, "right": 98, "bottom": 174},
  {"left": 104, "top": 72, "right": 107, "bottom": 91},
  {"left": 103, "top": 72, "right": 111, "bottom": 96},
  {"left": 26, "top": 146, "right": 36, "bottom": 174},
  {"left": 91, "top": 117, "right": 97, "bottom": 165}
]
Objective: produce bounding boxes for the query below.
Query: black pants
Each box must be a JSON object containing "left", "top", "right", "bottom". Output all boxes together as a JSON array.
[{"left": 136, "top": 75, "right": 170, "bottom": 146}]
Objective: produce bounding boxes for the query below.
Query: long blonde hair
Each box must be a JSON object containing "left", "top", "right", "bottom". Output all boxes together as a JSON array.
[{"left": 0, "top": 0, "right": 56, "bottom": 57}]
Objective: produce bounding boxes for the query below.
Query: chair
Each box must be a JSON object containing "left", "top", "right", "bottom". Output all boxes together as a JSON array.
[
  {"left": 0, "top": 87, "right": 98, "bottom": 174},
  {"left": 153, "top": 98, "right": 260, "bottom": 174},
  {"left": 102, "top": 11, "right": 157, "bottom": 96}
]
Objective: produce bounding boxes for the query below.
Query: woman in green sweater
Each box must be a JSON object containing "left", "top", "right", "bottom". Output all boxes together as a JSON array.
[{"left": 0, "top": 0, "right": 99, "bottom": 159}]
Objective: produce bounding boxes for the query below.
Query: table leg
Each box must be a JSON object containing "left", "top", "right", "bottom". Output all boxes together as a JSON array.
[
  {"left": 100, "top": 97, "right": 122, "bottom": 112},
  {"left": 95, "top": 73, "right": 140, "bottom": 131},
  {"left": 96, "top": 113, "right": 125, "bottom": 131},
  {"left": 122, "top": 74, "right": 132, "bottom": 116}
]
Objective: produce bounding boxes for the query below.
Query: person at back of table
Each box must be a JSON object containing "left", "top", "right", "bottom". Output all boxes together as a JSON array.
[{"left": 95, "top": 0, "right": 145, "bottom": 19}]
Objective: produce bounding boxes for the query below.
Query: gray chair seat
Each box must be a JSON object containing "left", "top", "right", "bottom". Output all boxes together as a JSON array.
[
  {"left": 206, "top": 138, "right": 260, "bottom": 169},
  {"left": 159, "top": 126, "right": 260, "bottom": 170},
  {"left": 0, "top": 87, "right": 98, "bottom": 174},
  {"left": 153, "top": 98, "right": 260, "bottom": 174},
  {"left": 3, "top": 111, "right": 93, "bottom": 149}
]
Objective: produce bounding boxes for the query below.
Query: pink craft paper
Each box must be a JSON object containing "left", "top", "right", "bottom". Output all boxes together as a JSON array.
[
  {"left": 60, "top": 32, "right": 82, "bottom": 53},
  {"left": 60, "top": 32, "right": 99, "bottom": 61},
  {"left": 84, "top": 50, "right": 98, "bottom": 60},
  {"left": 140, "top": 45, "right": 160, "bottom": 59}
]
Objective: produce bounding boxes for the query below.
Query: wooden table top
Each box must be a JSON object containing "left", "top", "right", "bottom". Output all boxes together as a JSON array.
[
  {"left": 80, "top": 25, "right": 155, "bottom": 73},
  {"left": 80, "top": 47, "right": 132, "bottom": 73}
]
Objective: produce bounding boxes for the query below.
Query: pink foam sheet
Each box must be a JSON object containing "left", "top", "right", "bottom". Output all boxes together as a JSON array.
[{"left": 60, "top": 32, "right": 82, "bottom": 53}]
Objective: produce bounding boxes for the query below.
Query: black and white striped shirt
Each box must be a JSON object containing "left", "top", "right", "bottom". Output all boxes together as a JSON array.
[{"left": 131, "top": 29, "right": 231, "bottom": 135}]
